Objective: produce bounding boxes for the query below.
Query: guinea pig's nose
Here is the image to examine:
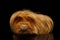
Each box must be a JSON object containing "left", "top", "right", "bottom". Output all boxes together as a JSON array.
[{"left": 20, "top": 25, "right": 28, "bottom": 31}]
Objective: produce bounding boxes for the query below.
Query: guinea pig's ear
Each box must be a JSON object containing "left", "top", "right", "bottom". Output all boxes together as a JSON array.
[{"left": 14, "top": 16, "right": 23, "bottom": 23}]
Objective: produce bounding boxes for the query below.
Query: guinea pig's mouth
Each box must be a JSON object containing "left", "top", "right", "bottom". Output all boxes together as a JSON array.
[{"left": 17, "top": 30, "right": 34, "bottom": 35}]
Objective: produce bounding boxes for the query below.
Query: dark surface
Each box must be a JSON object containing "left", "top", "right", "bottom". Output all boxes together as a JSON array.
[
  {"left": 13, "top": 34, "right": 54, "bottom": 40},
  {"left": 0, "top": 0, "right": 59, "bottom": 40}
]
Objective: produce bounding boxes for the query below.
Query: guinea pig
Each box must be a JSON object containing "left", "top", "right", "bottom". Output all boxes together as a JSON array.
[{"left": 9, "top": 10, "right": 54, "bottom": 35}]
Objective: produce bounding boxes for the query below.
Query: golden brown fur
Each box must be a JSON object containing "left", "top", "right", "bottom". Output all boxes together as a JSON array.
[{"left": 9, "top": 10, "right": 54, "bottom": 35}]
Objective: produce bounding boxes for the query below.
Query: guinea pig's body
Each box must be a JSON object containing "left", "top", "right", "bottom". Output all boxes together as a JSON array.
[{"left": 10, "top": 10, "right": 54, "bottom": 35}]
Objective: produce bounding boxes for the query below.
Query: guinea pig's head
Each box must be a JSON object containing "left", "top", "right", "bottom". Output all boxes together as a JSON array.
[{"left": 9, "top": 10, "right": 38, "bottom": 35}]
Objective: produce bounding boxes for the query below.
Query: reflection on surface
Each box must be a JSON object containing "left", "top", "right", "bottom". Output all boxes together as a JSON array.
[{"left": 13, "top": 33, "right": 54, "bottom": 40}]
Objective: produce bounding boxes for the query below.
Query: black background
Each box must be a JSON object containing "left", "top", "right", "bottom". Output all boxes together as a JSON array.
[{"left": 0, "top": 0, "right": 59, "bottom": 40}]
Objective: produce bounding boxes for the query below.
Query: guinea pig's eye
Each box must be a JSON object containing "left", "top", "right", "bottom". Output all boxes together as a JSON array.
[
  {"left": 26, "top": 16, "right": 35, "bottom": 22},
  {"left": 14, "top": 16, "right": 23, "bottom": 22}
]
